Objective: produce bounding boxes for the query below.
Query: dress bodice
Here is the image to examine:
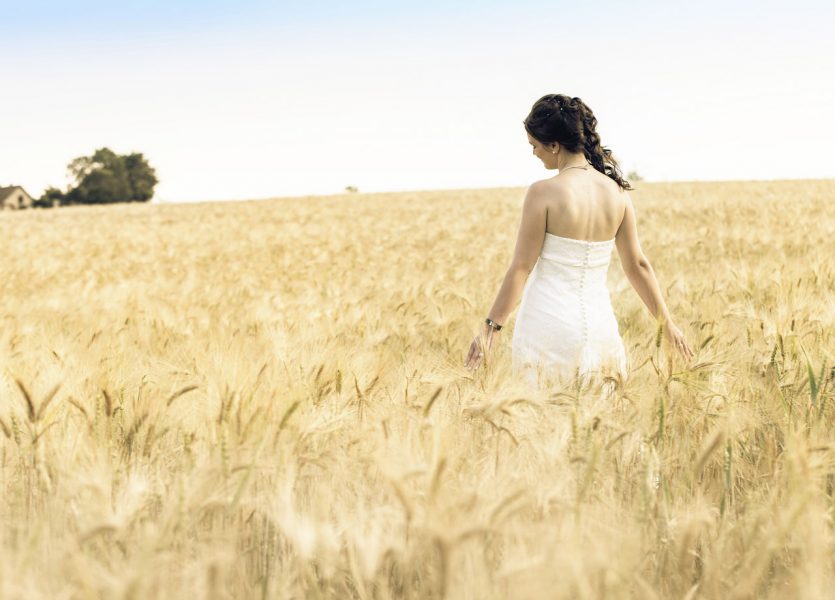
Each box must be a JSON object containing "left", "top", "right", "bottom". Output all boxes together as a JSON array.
[
  {"left": 511, "top": 231, "right": 627, "bottom": 388},
  {"left": 537, "top": 232, "right": 616, "bottom": 285}
]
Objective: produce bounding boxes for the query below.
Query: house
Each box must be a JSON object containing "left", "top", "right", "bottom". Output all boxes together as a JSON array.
[{"left": 0, "top": 186, "right": 34, "bottom": 210}]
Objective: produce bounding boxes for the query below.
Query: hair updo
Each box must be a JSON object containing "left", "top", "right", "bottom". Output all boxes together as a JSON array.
[{"left": 523, "top": 94, "right": 633, "bottom": 191}]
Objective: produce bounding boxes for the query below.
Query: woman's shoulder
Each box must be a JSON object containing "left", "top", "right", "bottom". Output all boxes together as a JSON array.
[{"left": 532, "top": 176, "right": 572, "bottom": 197}]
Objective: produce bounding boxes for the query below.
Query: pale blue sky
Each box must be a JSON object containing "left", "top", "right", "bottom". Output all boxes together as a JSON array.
[{"left": 1, "top": 0, "right": 833, "bottom": 202}]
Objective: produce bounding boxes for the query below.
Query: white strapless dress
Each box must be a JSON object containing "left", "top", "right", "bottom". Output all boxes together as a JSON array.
[{"left": 511, "top": 232, "right": 629, "bottom": 389}]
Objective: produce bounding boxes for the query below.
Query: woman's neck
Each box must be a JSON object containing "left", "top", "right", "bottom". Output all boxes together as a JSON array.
[{"left": 557, "top": 152, "right": 590, "bottom": 170}]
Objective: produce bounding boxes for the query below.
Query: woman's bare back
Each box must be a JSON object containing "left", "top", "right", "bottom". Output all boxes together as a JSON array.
[{"left": 540, "top": 169, "right": 626, "bottom": 242}]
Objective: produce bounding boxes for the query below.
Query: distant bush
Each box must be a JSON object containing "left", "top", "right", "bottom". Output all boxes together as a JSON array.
[
  {"left": 626, "top": 170, "right": 644, "bottom": 182},
  {"left": 33, "top": 186, "right": 65, "bottom": 208},
  {"left": 344, "top": 185, "right": 359, "bottom": 193}
]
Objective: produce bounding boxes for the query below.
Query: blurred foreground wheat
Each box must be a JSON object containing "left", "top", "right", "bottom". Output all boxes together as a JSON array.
[{"left": 1, "top": 179, "right": 834, "bottom": 599}]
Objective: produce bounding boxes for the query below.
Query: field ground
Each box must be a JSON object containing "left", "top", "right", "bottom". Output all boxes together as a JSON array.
[{"left": 1, "top": 179, "right": 834, "bottom": 598}]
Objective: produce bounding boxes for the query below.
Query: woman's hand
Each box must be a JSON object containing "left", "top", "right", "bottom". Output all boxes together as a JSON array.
[
  {"left": 465, "top": 325, "right": 499, "bottom": 371},
  {"left": 664, "top": 319, "right": 694, "bottom": 361}
]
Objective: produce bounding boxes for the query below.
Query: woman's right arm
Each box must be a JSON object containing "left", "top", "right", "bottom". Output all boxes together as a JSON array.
[{"left": 614, "top": 193, "right": 694, "bottom": 360}]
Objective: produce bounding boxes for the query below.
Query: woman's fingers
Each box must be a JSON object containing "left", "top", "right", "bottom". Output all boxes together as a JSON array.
[
  {"left": 669, "top": 334, "right": 687, "bottom": 361},
  {"left": 665, "top": 325, "right": 695, "bottom": 362},
  {"left": 465, "top": 336, "right": 489, "bottom": 370},
  {"left": 676, "top": 336, "right": 694, "bottom": 360},
  {"left": 465, "top": 339, "right": 483, "bottom": 370}
]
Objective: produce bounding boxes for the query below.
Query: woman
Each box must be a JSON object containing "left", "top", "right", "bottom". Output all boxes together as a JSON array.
[{"left": 464, "top": 93, "right": 693, "bottom": 388}]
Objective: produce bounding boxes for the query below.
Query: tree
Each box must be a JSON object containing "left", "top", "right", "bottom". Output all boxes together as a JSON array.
[
  {"left": 33, "top": 186, "right": 65, "bottom": 208},
  {"left": 626, "top": 169, "right": 644, "bottom": 182},
  {"left": 61, "top": 147, "right": 158, "bottom": 205},
  {"left": 124, "top": 153, "right": 157, "bottom": 201}
]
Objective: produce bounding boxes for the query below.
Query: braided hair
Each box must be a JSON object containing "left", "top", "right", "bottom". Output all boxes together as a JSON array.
[{"left": 523, "top": 94, "right": 633, "bottom": 191}]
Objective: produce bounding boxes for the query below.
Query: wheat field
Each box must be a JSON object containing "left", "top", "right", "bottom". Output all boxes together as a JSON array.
[{"left": 1, "top": 179, "right": 834, "bottom": 599}]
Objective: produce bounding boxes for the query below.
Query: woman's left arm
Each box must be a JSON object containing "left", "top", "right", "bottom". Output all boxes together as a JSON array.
[{"left": 465, "top": 183, "right": 549, "bottom": 370}]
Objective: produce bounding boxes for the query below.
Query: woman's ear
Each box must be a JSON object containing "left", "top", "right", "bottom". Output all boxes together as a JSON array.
[{"left": 550, "top": 142, "right": 559, "bottom": 155}]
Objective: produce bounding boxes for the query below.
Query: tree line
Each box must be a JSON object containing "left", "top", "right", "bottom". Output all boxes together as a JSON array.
[{"left": 35, "top": 147, "right": 158, "bottom": 208}]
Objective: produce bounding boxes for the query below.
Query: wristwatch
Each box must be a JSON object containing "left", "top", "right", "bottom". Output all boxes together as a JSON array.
[{"left": 485, "top": 318, "right": 503, "bottom": 331}]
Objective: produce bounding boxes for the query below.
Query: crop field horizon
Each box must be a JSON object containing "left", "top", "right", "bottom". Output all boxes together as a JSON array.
[{"left": 1, "top": 178, "right": 834, "bottom": 598}]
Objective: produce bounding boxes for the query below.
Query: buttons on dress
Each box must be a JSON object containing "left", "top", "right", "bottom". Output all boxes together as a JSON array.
[{"left": 579, "top": 243, "right": 591, "bottom": 349}]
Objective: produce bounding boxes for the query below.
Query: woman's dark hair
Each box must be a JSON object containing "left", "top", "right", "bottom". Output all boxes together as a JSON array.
[{"left": 523, "top": 94, "right": 633, "bottom": 191}]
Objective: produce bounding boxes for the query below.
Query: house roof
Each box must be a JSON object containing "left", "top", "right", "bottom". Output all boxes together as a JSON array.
[{"left": 0, "top": 186, "right": 30, "bottom": 202}]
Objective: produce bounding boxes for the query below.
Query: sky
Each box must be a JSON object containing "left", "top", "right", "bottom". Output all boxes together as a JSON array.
[{"left": 1, "top": 0, "right": 833, "bottom": 203}]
